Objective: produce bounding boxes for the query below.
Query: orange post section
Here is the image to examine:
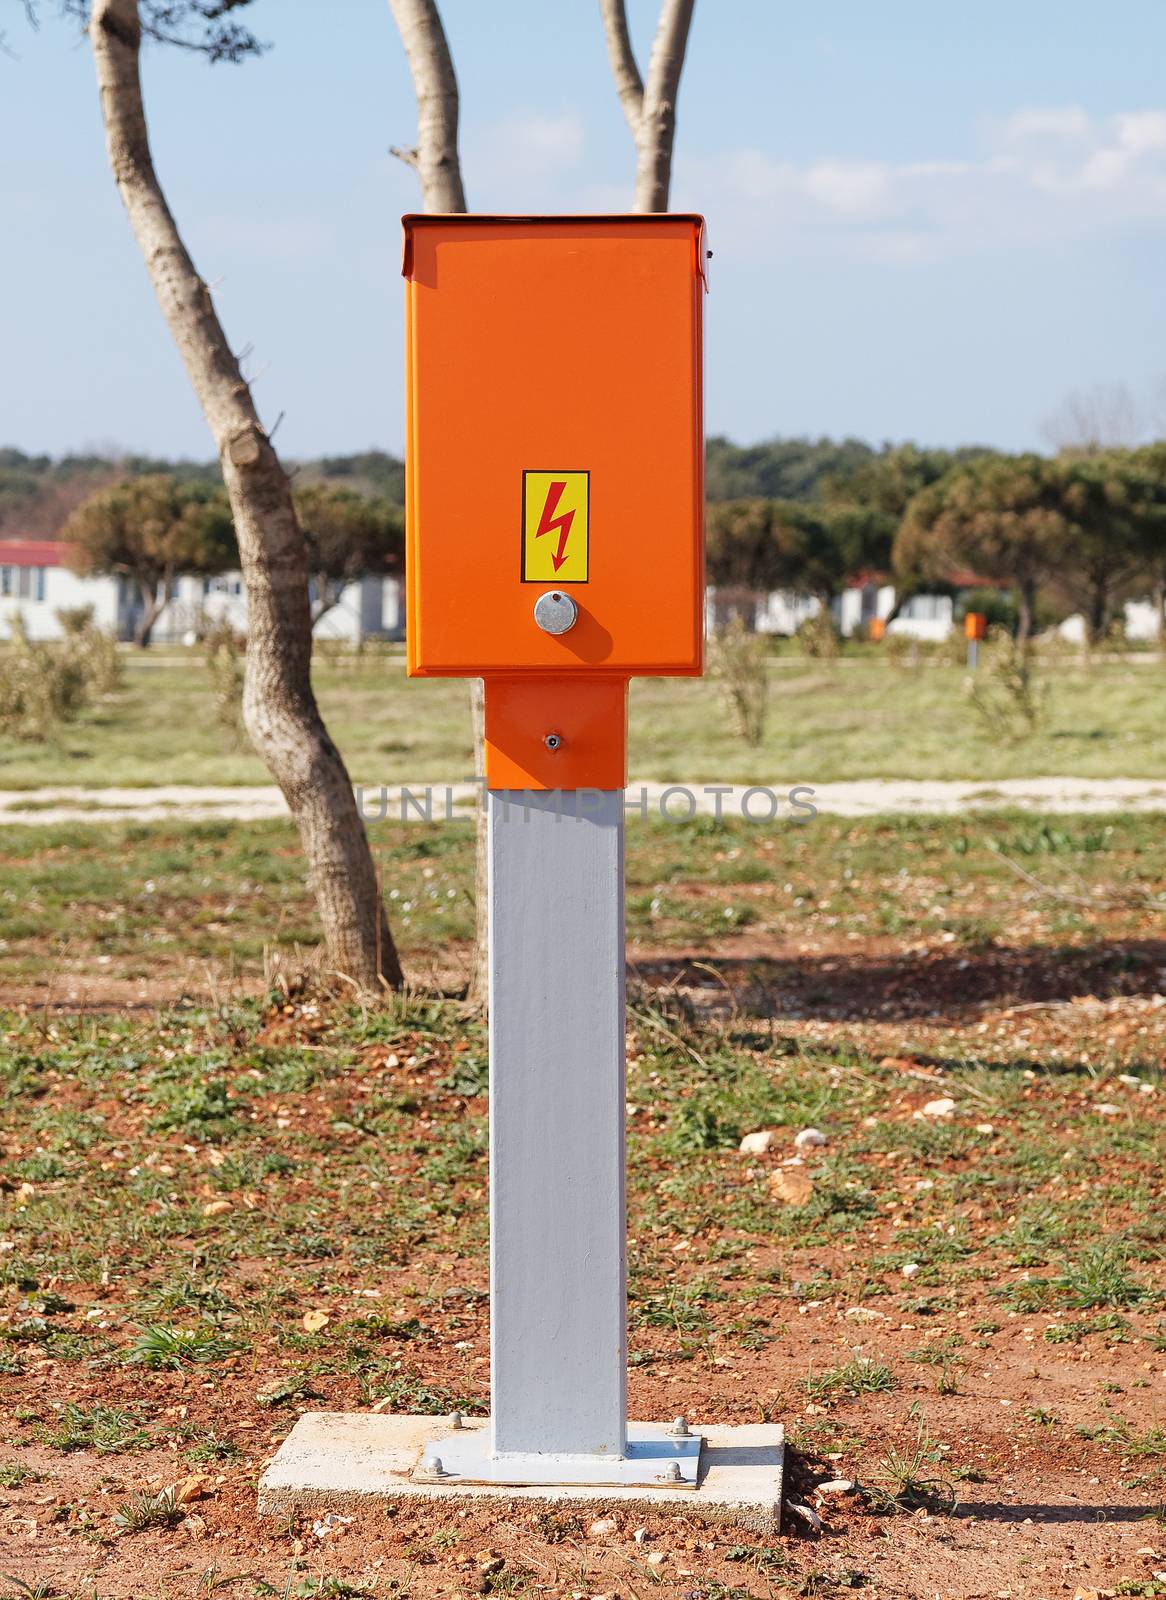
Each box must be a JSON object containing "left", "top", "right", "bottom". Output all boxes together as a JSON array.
[
  {"left": 402, "top": 214, "right": 707, "bottom": 789},
  {"left": 965, "top": 611, "right": 988, "bottom": 641}
]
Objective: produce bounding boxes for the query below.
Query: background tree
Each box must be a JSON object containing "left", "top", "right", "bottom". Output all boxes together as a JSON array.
[
  {"left": 1041, "top": 381, "right": 1142, "bottom": 456},
  {"left": 81, "top": 0, "right": 402, "bottom": 990},
  {"left": 64, "top": 474, "right": 235, "bottom": 647},
  {"left": 705, "top": 434, "right": 877, "bottom": 503},
  {"left": 706, "top": 498, "right": 892, "bottom": 617},
  {"left": 293, "top": 484, "right": 404, "bottom": 625},
  {"left": 895, "top": 454, "right": 1068, "bottom": 647},
  {"left": 1050, "top": 454, "right": 1144, "bottom": 646},
  {"left": 1125, "top": 445, "right": 1166, "bottom": 645}
]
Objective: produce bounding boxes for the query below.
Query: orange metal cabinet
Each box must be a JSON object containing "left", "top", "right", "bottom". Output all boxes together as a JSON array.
[{"left": 402, "top": 215, "right": 707, "bottom": 789}]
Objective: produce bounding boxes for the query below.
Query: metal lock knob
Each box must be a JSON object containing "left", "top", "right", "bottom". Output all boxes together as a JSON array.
[{"left": 533, "top": 590, "right": 578, "bottom": 635}]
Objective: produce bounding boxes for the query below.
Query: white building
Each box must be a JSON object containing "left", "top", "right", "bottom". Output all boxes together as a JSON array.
[
  {"left": 0, "top": 540, "right": 124, "bottom": 640},
  {"left": 885, "top": 592, "right": 955, "bottom": 641},
  {"left": 0, "top": 538, "right": 402, "bottom": 645}
]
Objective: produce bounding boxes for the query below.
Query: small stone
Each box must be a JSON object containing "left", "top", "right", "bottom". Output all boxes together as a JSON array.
[
  {"left": 901, "top": 1263, "right": 921, "bottom": 1279},
  {"left": 817, "top": 1479, "right": 855, "bottom": 1495},
  {"left": 1093, "top": 1103, "right": 1121, "bottom": 1116},
  {"left": 181, "top": 1513, "right": 207, "bottom": 1539},
  {"left": 646, "top": 1551, "right": 668, "bottom": 1566},
  {"left": 787, "top": 1501, "right": 823, "bottom": 1533},
  {"left": 588, "top": 1518, "right": 617, "bottom": 1537},
  {"left": 633, "top": 1528, "right": 649, "bottom": 1544},
  {"left": 845, "top": 1306, "right": 887, "bottom": 1322},
  {"left": 738, "top": 1130, "right": 776, "bottom": 1155},
  {"left": 794, "top": 1127, "right": 828, "bottom": 1150},
  {"left": 312, "top": 1512, "right": 351, "bottom": 1540},
  {"left": 975, "top": 1123, "right": 995, "bottom": 1135},
  {"left": 201, "top": 1199, "right": 232, "bottom": 1217},
  {"left": 172, "top": 1473, "right": 211, "bottom": 1505},
  {"left": 770, "top": 1167, "right": 814, "bottom": 1206},
  {"left": 918, "top": 1098, "right": 956, "bottom": 1119}
]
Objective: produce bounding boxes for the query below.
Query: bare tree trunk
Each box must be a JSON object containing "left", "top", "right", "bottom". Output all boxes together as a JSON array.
[
  {"left": 387, "top": 0, "right": 466, "bottom": 212},
  {"left": 387, "top": 0, "right": 488, "bottom": 1006},
  {"left": 1153, "top": 574, "right": 1166, "bottom": 652},
  {"left": 91, "top": 0, "right": 402, "bottom": 992},
  {"left": 1016, "top": 579, "right": 1035, "bottom": 650},
  {"left": 1087, "top": 583, "right": 1109, "bottom": 649},
  {"left": 133, "top": 574, "right": 163, "bottom": 648},
  {"left": 599, "top": 0, "right": 696, "bottom": 211}
]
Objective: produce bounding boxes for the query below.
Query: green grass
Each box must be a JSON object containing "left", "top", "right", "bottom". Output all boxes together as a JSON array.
[
  {"left": 1, "top": 646, "right": 1165, "bottom": 788},
  {"left": 3, "top": 807, "right": 1164, "bottom": 990},
  {"left": 800, "top": 1358, "right": 897, "bottom": 1403},
  {"left": 34, "top": 1402, "right": 151, "bottom": 1454},
  {"left": 111, "top": 1487, "right": 184, "bottom": 1534},
  {"left": 124, "top": 1323, "right": 242, "bottom": 1369}
]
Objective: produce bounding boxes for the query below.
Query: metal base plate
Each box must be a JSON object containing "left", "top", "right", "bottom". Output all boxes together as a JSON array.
[{"left": 414, "top": 1422, "right": 702, "bottom": 1489}]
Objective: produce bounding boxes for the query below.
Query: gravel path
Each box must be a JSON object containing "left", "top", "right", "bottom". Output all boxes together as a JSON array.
[{"left": 2, "top": 776, "right": 1165, "bottom": 825}]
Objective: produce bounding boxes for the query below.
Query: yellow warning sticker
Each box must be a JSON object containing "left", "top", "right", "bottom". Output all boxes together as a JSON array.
[{"left": 522, "top": 470, "right": 589, "bottom": 584}]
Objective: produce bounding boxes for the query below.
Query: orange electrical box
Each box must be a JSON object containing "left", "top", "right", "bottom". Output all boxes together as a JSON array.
[
  {"left": 402, "top": 214, "right": 707, "bottom": 789},
  {"left": 964, "top": 611, "right": 987, "bottom": 641}
]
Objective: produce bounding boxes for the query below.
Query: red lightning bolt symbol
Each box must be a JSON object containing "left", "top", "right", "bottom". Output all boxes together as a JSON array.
[{"left": 534, "top": 481, "right": 574, "bottom": 572}]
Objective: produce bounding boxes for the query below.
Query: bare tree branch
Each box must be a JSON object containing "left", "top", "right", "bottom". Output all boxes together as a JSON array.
[
  {"left": 598, "top": 0, "right": 696, "bottom": 212},
  {"left": 635, "top": 0, "right": 695, "bottom": 211},
  {"left": 389, "top": 143, "right": 419, "bottom": 170},
  {"left": 597, "top": 0, "right": 643, "bottom": 137},
  {"left": 387, "top": 0, "right": 466, "bottom": 211}
]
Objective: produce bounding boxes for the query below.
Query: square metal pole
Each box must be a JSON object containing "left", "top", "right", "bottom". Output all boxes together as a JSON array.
[{"left": 487, "top": 788, "right": 627, "bottom": 1459}]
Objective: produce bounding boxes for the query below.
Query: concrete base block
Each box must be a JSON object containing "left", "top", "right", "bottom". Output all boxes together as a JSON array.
[{"left": 259, "top": 1414, "right": 786, "bottom": 1534}]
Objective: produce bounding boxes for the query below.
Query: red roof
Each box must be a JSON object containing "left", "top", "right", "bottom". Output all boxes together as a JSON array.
[{"left": 0, "top": 539, "right": 70, "bottom": 568}]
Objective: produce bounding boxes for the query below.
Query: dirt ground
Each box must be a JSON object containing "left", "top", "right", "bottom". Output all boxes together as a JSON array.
[{"left": 1, "top": 813, "right": 1164, "bottom": 1599}]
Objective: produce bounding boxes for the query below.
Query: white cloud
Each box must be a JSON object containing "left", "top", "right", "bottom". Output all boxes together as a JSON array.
[
  {"left": 802, "top": 160, "right": 891, "bottom": 215},
  {"left": 675, "top": 103, "right": 1166, "bottom": 268},
  {"left": 471, "top": 110, "right": 586, "bottom": 196},
  {"left": 1000, "top": 105, "right": 1091, "bottom": 142}
]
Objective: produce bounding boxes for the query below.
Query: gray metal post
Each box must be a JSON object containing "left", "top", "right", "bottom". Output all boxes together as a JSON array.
[{"left": 487, "top": 788, "right": 627, "bottom": 1459}]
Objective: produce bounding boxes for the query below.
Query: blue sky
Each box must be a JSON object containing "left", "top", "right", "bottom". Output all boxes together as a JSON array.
[{"left": 3, "top": 0, "right": 1165, "bottom": 460}]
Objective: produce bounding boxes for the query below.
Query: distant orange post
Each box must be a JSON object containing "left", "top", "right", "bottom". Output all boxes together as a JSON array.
[
  {"left": 402, "top": 214, "right": 707, "bottom": 788},
  {"left": 965, "top": 611, "right": 987, "bottom": 641}
]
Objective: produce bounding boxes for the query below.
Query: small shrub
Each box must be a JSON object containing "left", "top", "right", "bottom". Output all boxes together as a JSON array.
[
  {"left": 0, "top": 615, "right": 88, "bottom": 740},
  {"left": 202, "top": 618, "right": 246, "bottom": 743},
  {"left": 795, "top": 609, "right": 840, "bottom": 661},
  {"left": 707, "top": 615, "right": 768, "bottom": 745},
  {"left": 966, "top": 626, "right": 1046, "bottom": 741},
  {"left": 0, "top": 612, "right": 120, "bottom": 740}
]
